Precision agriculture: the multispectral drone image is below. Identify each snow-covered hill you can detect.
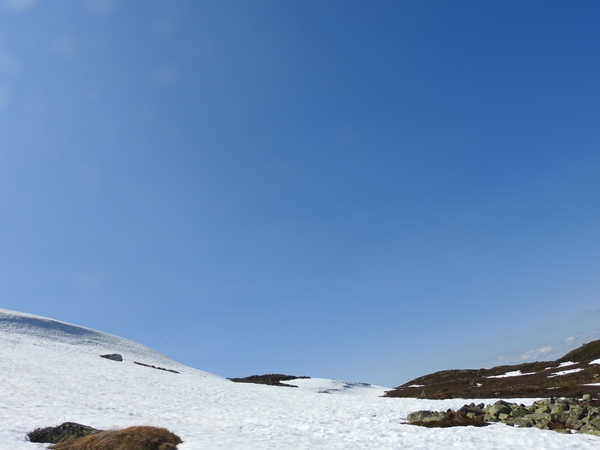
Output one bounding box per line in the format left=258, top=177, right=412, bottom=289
left=2, top=309, right=599, bottom=449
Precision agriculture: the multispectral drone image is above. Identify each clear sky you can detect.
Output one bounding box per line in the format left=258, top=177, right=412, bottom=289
left=1, top=0, right=599, bottom=387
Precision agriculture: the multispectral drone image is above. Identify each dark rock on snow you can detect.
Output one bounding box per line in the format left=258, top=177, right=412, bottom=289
left=100, top=353, right=123, bottom=362
left=228, top=374, right=311, bottom=387
left=28, top=422, right=102, bottom=444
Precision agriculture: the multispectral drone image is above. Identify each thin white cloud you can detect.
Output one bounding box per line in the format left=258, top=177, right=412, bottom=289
left=519, top=346, right=553, bottom=361
left=85, top=0, right=115, bottom=16
left=50, top=36, right=79, bottom=58
left=0, top=86, right=11, bottom=110
left=0, top=42, right=22, bottom=75
left=150, top=66, right=179, bottom=85
left=2, top=0, right=37, bottom=13
left=496, top=329, right=600, bottom=365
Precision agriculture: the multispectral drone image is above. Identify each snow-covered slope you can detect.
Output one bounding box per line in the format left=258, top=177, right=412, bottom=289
left=2, top=309, right=599, bottom=449
left=281, top=377, right=389, bottom=397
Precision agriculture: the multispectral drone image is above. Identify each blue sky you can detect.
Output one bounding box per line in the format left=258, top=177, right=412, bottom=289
left=1, top=0, right=599, bottom=386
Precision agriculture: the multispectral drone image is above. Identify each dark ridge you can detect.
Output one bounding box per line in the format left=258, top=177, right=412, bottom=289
left=134, top=361, right=180, bottom=374
left=228, top=374, right=310, bottom=387
left=557, top=341, right=600, bottom=364
left=385, top=339, right=600, bottom=399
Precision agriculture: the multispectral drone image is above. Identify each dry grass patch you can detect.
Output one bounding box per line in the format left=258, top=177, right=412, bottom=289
left=51, top=426, right=182, bottom=450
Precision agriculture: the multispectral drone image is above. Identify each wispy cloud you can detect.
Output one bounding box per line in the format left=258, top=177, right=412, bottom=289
left=495, top=330, right=600, bottom=365
left=2, top=0, right=37, bottom=13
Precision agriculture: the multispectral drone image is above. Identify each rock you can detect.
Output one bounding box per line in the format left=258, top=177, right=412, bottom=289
left=536, top=405, right=552, bottom=414
left=512, top=417, right=535, bottom=428
left=566, top=418, right=584, bottom=430
left=528, top=412, right=552, bottom=427
left=484, top=400, right=513, bottom=421
left=551, top=403, right=569, bottom=414
left=28, top=422, right=101, bottom=444
left=569, top=406, right=586, bottom=420
left=457, top=403, right=485, bottom=417
left=579, top=424, right=600, bottom=436
left=406, top=398, right=600, bottom=435
left=100, top=354, right=123, bottom=362
left=509, top=406, right=529, bottom=418
left=407, top=410, right=449, bottom=423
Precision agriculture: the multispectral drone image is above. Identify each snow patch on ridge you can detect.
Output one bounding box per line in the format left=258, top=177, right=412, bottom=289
left=488, top=370, right=536, bottom=379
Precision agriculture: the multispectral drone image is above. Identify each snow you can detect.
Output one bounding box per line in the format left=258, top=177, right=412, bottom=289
left=558, top=361, right=577, bottom=368
left=590, top=358, right=600, bottom=365
left=280, top=378, right=389, bottom=397
left=549, top=368, right=584, bottom=377
left=2, top=309, right=599, bottom=449
left=487, top=370, right=535, bottom=379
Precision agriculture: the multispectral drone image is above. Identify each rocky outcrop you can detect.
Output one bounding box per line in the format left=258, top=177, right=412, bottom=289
left=407, top=396, right=600, bottom=436
left=133, top=361, right=180, bottom=373
left=228, top=374, right=311, bottom=387
left=100, top=354, right=123, bottom=362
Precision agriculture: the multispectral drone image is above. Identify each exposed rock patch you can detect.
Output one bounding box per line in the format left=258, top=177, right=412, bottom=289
left=100, top=354, right=123, bottom=362
left=228, top=374, right=311, bottom=387
left=134, top=361, right=180, bottom=374
left=406, top=397, right=600, bottom=436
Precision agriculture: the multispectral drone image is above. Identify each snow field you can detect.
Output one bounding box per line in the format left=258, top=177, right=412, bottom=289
left=2, top=309, right=600, bottom=449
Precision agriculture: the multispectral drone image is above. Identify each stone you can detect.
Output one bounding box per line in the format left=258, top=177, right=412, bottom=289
left=512, top=417, right=534, bottom=428
left=484, top=400, right=512, bottom=421
left=407, top=410, right=449, bottom=423
left=565, top=418, right=584, bottom=430
left=458, top=403, right=484, bottom=417
left=510, top=407, right=529, bottom=418
left=100, top=354, right=123, bottom=362
left=579, top=424, right=600, bottom=436
left=569, top=406, right=586, bottom=420
left=551, top=403, right=569, bottom=414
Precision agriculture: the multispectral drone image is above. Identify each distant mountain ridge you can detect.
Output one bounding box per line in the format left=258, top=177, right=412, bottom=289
left=385, top=340, right=600, bottom=399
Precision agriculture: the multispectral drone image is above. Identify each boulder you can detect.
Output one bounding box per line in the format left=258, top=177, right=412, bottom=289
left=484, top=400, right=513, bottom=421
left=100, top=354, right=123, bottom=362
left=407, top=410, right=449, bottom=423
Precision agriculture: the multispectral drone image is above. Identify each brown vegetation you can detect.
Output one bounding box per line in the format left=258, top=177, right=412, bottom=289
left=51, top=426, right=182, bottom=450
left=28, top=422, right=101, bottom=444
left=228, top=374, right=310, bottom=387
left=385, top=340, right=600, bottom=399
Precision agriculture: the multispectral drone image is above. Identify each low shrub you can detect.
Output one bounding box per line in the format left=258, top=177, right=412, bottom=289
left=51, top=426, right=182, bottom=450
left=28, top=422, right=101, bottom=444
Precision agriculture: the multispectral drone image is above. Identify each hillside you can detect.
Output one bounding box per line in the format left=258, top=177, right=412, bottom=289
left=2, top=308, right=599, bottom=449
left=385, top=341, right=600, bottom=399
